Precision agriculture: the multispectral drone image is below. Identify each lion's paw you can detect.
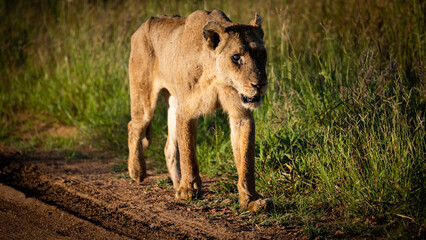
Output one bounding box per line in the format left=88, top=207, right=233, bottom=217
left=246, top=199, right=273, bottom=212
left=128, top=167, right=146, bottom=183
left=176, top=180, right=201, bottom=200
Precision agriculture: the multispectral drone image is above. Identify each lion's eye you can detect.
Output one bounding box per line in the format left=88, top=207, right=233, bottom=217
left=231, top=54, right=241, bottom=63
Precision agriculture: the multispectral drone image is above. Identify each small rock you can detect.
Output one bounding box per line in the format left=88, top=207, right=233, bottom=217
left=150, top=223, right=155, bottom=228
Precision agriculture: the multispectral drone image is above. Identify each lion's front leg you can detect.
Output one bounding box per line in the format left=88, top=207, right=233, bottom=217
left=230, top=114, right=272, bottom=212
left=175, top=115, right=202, bottom=200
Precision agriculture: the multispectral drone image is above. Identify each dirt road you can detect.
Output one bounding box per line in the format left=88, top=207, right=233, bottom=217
left=0, top=152, right=306, bottom=239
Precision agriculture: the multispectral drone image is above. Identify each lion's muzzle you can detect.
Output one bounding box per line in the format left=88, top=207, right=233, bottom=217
left=241, top=94, right=262, bottom=103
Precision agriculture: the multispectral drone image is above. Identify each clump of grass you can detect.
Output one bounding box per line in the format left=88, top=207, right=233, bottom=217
left=111, top=160, right=127, bottom=173
left=155, top=177, right=173, bottom=189
left=253, top=1, right=425, bottom=237
left=1, top=0, right=424, bottom=238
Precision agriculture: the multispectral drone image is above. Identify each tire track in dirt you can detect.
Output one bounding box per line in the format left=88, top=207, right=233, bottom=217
left=0, top=183, right=132, bottom=239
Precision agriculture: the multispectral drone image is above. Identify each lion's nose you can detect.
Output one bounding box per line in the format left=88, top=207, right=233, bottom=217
left=251, top=82, right=267, bottom=89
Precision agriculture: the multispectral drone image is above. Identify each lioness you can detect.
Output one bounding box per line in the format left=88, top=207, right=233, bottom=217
left=128, top=10, right=271, bottom=212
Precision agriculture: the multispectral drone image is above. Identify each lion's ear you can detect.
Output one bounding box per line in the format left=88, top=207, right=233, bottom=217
left=249, top=13, right=263, bottom=27
left=203, top=21, right=225, bottom=50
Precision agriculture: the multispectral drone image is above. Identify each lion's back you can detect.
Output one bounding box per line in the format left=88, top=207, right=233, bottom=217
left=130, top=15, right=184, bottom=55
left=131, top=10, right=233, bottom=55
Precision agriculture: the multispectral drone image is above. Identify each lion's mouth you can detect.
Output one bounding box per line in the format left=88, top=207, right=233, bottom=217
left=241, top=94, right=261, bottom=104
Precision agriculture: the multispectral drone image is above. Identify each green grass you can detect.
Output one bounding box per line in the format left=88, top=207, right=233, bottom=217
left=155, top=177, right=174, bottom=190
left=1, top=0, right=424, bottom=238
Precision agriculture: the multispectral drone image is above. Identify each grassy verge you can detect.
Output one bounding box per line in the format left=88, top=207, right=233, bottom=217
left=1, top=0, right=424, bottom=238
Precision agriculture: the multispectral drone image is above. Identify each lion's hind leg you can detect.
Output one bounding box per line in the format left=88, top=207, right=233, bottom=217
left=127, top=26, right=159, bottom=183
left=128, top=87, right=159, bottom=183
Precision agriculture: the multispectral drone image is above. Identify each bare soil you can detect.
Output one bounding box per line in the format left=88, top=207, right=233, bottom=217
left=0, top=151, right=309, bottom=239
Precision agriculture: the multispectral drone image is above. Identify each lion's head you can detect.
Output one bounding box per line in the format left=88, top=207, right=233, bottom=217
left=203, top=14, right=268, bottom=110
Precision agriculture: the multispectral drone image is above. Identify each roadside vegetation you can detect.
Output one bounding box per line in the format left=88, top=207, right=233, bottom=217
left=1, top=0, right=424, bottom=238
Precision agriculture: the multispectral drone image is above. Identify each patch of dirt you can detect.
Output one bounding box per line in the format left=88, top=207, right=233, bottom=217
left=3, top=113, right=78, bottom=142
left=0, top=142, right=16, bottom=156
left=0, top=151, right=308, bottom=239
left=46, top=124, right=78, bottom=138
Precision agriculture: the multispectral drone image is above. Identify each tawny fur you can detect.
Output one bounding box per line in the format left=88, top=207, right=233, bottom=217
left=128, top=10, right=270, bottom=211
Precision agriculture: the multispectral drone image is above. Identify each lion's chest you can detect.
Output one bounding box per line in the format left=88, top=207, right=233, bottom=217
left=176, top=85, right=219, bottom=117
